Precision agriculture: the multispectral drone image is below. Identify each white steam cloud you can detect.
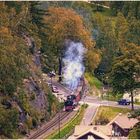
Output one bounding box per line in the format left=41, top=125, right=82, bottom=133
left=63, top=41, right=86, bottom=90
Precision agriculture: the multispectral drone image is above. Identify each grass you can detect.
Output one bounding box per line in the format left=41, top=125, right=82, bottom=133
left=85, top=72, right=103, bottom=89
left=93, top=106, right=130, bottom=125
left=134, top=102, right=140, bottom=105
left=102, top=92, right=123, bottom=101
left=46, top=104, right=87, bottom=139
left=97, top=8, right=112, bottom=17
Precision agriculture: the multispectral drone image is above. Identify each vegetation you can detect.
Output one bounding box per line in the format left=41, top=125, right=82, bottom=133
left=129, top=122, right=140, bottom=139
left=41, top=7, right=100, bottom=81
left=110, top=43, right=140, bottom=110
left=129, top=109, right=140, bottom=139
left=0, top=106, right=19, bottom=138
left=47, top=105, right=87, bottom=139
left=110, top=2, right=140, bottom=19
left=0, top=1, right=140, bottom=138
left=85, top=72, right=103, bottom=89
left=93, top=106, right=130, bottom=125
left=102, top=92, right=123, bottom=101
left=0, top=2, right=60, bottom=138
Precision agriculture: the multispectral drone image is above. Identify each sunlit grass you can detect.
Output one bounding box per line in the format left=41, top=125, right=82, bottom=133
left=93, top=106, right=130, bottom=125
left=85, top=72, right=103, bottom=89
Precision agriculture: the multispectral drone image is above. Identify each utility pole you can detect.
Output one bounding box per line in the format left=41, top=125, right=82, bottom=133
left=59, top=111, right=60, bottom=138
left=58, top=100, right=61, bottom=138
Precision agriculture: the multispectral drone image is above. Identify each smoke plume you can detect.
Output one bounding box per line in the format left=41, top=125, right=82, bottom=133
left=63, top=41, right=86, bottom=90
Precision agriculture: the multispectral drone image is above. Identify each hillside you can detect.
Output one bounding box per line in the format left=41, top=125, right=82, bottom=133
left=0, top=2, right=60, bottom=138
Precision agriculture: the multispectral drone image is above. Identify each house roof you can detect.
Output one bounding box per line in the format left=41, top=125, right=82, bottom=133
left=96, top=125, right=112, bottom=136
left=73, top=125, right=109, bottom=139
left=108, top=114, right=139, bottom=129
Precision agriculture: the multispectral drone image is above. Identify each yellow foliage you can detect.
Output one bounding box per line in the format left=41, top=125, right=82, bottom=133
left=43, top=7, right=94, bottom=49
left=86, top=48, right=101, bottom=71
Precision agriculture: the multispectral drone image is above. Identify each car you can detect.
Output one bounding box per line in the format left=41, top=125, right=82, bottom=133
left=52, top=86, right=59, bottom=93
left=118, top=99, right=131, bottom=105
left=48, top=71, right=56, bottom=78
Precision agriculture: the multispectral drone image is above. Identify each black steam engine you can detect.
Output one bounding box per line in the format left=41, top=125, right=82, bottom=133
left=64, top=77, right=85, bottom=111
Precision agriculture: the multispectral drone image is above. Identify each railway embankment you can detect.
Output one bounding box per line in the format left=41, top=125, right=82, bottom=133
left=46, top=104, right=87, bottom=139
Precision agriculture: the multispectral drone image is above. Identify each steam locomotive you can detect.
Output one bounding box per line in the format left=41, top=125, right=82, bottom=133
left=64, top=77, right=85, bottom=111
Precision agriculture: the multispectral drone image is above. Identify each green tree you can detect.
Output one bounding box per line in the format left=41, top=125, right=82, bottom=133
left=127, top=16, right=140, bottom=46
left=30, top=2, right=46, bottom=27
left=92, top=13, right=117, bottom=74
left=110, top=1, right=140, bottom=19
left=110, top=43, right=140, bottom=110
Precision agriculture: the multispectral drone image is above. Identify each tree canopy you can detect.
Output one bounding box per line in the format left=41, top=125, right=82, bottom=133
left=110, top=43, right=140, bottom=110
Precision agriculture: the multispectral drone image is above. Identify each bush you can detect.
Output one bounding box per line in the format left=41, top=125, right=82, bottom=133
left=129, top=122, right=140, bottom=139
left=95, top=114, right=109, bottom=125
left=0, top=106, right=19, bottom=138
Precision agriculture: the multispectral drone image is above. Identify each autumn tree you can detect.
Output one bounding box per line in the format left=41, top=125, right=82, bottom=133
left=110, top=43, right=140, bottom=110
left=85, top=48, right=101, bottom=72
left=42, top=7, right=98, bottom=81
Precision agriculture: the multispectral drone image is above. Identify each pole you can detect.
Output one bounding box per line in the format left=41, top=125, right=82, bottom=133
left=58, top=103, right=61, bottom=138
left=131, top=90, right=134, bottom=111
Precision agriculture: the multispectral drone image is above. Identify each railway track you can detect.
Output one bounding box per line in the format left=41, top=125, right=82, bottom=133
left=29, top=111, right=71, bottom=139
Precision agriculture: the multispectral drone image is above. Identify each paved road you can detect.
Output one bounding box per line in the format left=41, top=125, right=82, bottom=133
left=81, top=104, right=99, bottom=125
left=81, top=96, right=140, bottom=110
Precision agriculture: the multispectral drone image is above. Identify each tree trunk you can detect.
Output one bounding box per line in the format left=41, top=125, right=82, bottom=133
left=58, top=57, right=62, bottom=82
left=130, top=90, right=134, bottom=111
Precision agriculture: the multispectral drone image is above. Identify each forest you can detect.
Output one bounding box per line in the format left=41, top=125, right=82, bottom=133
left=0, top=1, right=140, bottom=138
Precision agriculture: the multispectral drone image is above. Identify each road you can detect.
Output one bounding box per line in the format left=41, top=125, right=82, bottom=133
left=81, top=96, right=140, bottom=110
left=81, top=104, right=99, bottom=125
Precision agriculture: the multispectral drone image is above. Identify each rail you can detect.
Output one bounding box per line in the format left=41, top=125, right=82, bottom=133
left=29, top=111, right=71, bottom=139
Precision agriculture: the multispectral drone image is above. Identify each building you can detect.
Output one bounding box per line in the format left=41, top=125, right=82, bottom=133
left=69, top=125, right=110, bottom=139
left=108, top=114, right=139, bottom=137
left=69, top=114, right=139, bottom=139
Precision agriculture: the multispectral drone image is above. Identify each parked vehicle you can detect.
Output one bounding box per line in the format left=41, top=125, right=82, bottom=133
left=52, top=86, right=59, bottom=93
left=118, top=99, right=131, bottom=105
